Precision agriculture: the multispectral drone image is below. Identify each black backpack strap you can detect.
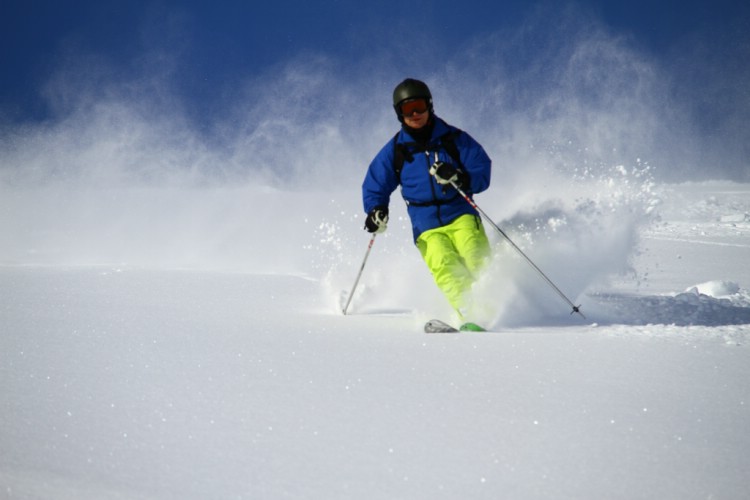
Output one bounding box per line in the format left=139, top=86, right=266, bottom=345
left=438, top=129, right=463, bottom=168
left=392, top=132, right=419, bottom=184
left=392, top=132, right=405, bottom=183
left=391, top=128, right=464, bottom=184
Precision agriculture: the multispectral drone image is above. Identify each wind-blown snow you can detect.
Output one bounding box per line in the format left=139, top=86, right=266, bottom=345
left=2, top=7, right=750, bottom=499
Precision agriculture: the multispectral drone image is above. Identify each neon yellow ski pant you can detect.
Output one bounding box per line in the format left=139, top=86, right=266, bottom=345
left=416, top=214, right=490, bottom=315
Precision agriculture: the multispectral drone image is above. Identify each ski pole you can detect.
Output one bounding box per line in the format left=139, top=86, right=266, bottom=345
left=342, top=232, right=377, bottom=315
left=449, top=178, right=585, bottom=319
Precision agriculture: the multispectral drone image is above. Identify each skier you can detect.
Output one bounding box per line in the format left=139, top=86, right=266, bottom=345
left=362, top=78, right=492, bottom=331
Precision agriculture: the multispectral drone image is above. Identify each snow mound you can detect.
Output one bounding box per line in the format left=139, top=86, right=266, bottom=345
left=590, top=281, right=750, bottom=326
left=719, top=213, right=750, bottom=223
left=686, top=280, right=741, bottom=298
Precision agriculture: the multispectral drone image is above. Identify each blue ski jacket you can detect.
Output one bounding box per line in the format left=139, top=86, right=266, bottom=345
left=362, top=116, right=492, bottom=242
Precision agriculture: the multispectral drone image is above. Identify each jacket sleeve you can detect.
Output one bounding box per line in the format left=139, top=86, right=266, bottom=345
left=456, top=131, right=491, bottom=195
left=362, top=140, right=400, bottom=213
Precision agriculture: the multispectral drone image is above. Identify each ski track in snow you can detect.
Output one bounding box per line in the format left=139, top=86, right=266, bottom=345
left=1, top=181, right=749, bottom=499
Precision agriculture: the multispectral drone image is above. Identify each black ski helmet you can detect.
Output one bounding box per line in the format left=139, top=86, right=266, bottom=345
left=392, top=78, right=433, bottom=117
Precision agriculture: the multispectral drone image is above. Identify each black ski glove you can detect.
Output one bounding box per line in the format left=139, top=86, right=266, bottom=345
left=365, top=207, right=389, bottom=233
left=430, top=161, right=470, bottom=188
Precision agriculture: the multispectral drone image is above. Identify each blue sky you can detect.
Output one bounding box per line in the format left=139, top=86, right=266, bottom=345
left=1, top=0, right=748, bottom=180
left=2, top=0, right=746, bottom=117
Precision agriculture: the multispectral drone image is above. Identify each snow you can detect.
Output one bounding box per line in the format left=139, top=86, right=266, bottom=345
left=1, top=176, right=749, bottom=499
left=2, top=3, right=750, bottom=495
left=2, top=32, right=750, bottom=495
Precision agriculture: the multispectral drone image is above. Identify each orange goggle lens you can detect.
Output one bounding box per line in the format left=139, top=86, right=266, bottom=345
left=400, top=99, right=429, bottom=117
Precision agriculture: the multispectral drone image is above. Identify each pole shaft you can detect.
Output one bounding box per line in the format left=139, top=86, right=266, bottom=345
left=342, top=233, right=377, bottom=315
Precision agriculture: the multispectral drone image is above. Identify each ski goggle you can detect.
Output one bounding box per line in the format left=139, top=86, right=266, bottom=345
left=399, top=98, right=429, bottom=117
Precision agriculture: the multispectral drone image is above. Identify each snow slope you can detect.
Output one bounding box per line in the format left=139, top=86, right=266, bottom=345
left=1, top=180, right=749, bottom=500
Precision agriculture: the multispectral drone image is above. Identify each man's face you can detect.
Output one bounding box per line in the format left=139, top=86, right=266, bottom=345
left=400, top=98, right=430, bottom=129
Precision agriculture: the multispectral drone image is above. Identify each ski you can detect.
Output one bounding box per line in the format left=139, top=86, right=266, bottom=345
left=424, top=319, right=489, bottom=333
left=424, top=319, right=459, bottom=333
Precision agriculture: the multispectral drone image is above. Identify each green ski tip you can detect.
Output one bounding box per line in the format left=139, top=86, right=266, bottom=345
left=459, top=322, right=486, bottom=332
